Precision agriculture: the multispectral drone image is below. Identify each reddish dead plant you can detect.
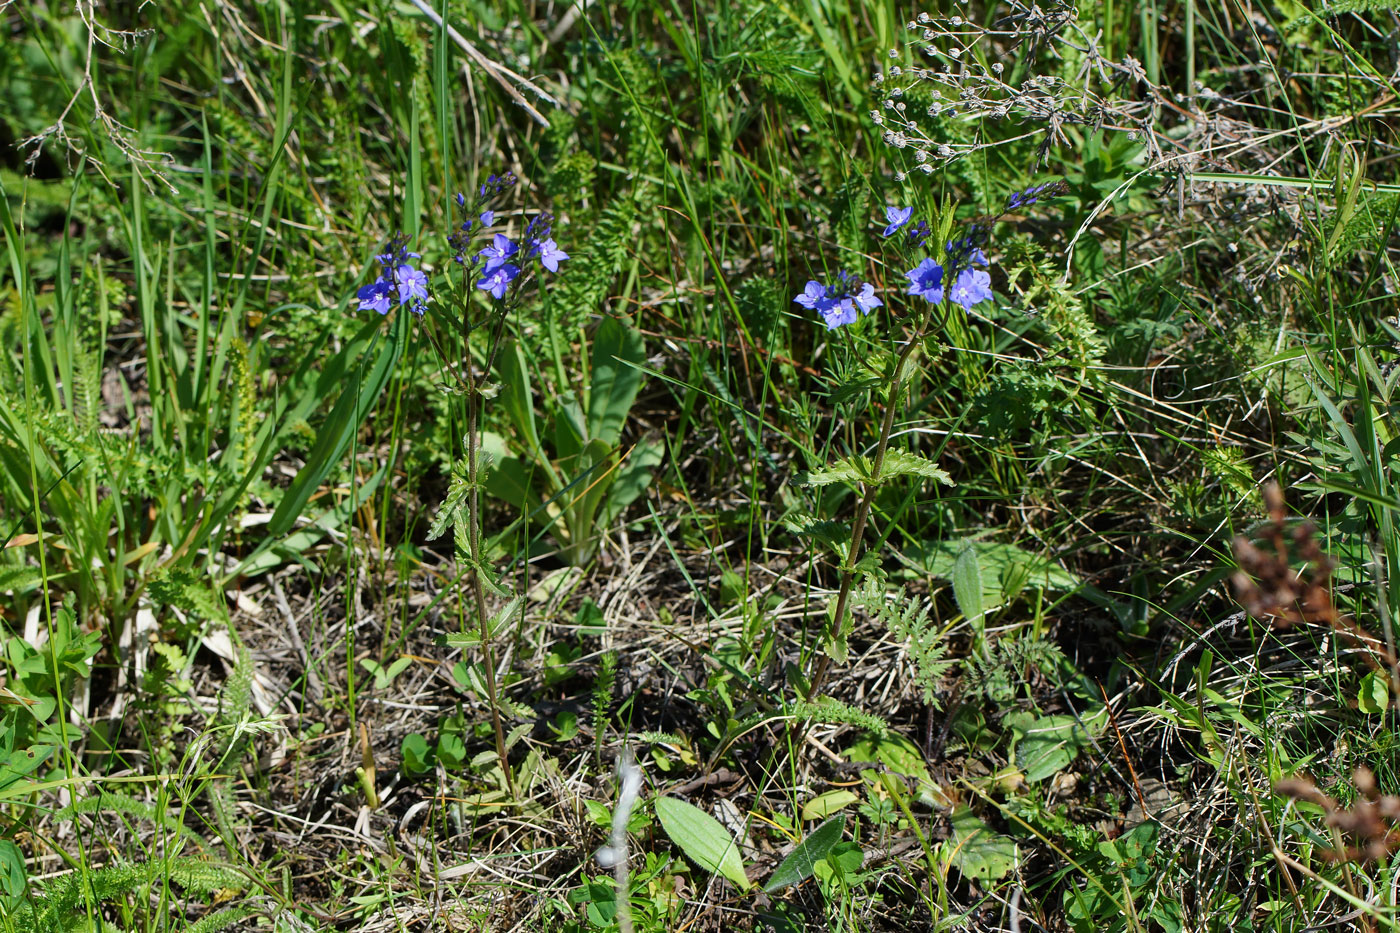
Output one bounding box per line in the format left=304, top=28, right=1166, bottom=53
left=1275, top=767, right=1400, bottom=863
left=1230, top=484, right=1400, bottom=690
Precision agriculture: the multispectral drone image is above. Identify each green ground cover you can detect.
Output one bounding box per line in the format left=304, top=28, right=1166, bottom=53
left=3, top=0, right=1400, bottom=929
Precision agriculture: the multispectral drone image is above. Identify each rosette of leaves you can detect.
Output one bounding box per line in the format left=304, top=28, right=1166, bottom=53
left=481, top=318, right=662, bottom=565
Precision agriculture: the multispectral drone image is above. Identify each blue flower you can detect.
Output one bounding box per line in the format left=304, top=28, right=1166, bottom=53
left=905, top=220, right=931, bottom=247
left=852, top=282, right=882, bottom=316
left=906, top=259, right=945, bottom=303
left=356, top=279, right=394, bottom=315
left=477, top=262, right=521, bottom=300
left=478, top=233, right=519, bottom=270
left=793, top=281, right=830, bottom=311
left=883, top=206, right=913, bottom=237
left=478, top=172, right=517, bottom=199
left=355, top=234, right=430, bottom=315
left=949, top=267, right=993, bottom=309
left=821, top=299, right=858, bottom=330
left=395, top=265, right=429, bottom=309
left=945, top=237, right=988, bottom=269
left=532, top=237, right=569, bottom=273
left=479, top=210, right=495, bottom=227
left=794, top=275, right=881, bottom=330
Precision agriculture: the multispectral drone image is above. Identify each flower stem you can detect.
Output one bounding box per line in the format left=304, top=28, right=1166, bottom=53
left=464, top=307, right=516, bottom=801
left=807, top=322, right=928, bottom=701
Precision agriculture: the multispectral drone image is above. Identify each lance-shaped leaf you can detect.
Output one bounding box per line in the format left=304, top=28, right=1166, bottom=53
left=655, top=796, right=750, bottom=889
left=764, top=815, right=846, bottom=893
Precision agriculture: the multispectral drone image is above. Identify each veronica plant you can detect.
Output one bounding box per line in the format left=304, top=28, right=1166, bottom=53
left=795, top=185, right=1062, bottom=697
left=353, top=173, right=569, bottom=798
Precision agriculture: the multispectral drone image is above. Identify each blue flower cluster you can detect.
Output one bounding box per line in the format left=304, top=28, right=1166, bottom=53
left=355, top=172, right=569, bottom=314
left=790, top=205, right=996, bottom=331
left=356, top=233, right=429, bottom=316
left=794, top=270, right=882, bottom=330
left=471, top=210, right=569, bottom=299
left=890, top=207, right=993, bottom=311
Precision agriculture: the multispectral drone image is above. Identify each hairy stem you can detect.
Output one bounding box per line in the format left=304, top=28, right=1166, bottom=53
left=465, top=309, right=516, bottom=801
left=807, top=330, right=925, bottom=700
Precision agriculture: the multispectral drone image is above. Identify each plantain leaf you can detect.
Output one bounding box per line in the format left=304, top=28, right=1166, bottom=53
left=951, top=544, right=985, bottom=628
left=655, top=796, right=750, bottom=889
left=265, top=313, right=405, bottom=540
left=765, top=815, right=845, bottom=893
left=800, top=790, right=859, bottom=822
left=586, top=317, right=645, bottom=448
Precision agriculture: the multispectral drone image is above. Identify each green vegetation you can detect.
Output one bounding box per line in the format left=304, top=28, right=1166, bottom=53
left=3, top=0, right=1400, bottom=929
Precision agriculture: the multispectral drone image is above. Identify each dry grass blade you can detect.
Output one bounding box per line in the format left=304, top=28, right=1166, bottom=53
left=405, top=0, right=557, bottom=127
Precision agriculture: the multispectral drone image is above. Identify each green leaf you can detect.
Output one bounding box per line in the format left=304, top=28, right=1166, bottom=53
left=235, top=466, right=387, bottom=578
left=907, top=538, right=1081, bottom=604
left=264, top=311, right=406, bottom=542
left=0, top=744, right=53, bottom=793
left=1007, top=710, right=1105, bottom=783
left=655, top=796, right=750, bottom=889
left=764, top=815, right=846, bottom=893
left=586, top=317, right=645, bottom=448
left=0, top=839, right=24, bottom=897
left=951, top=544, right=984, bottom=627
left=796, top=456, right=868, bottom=487
left=401, top=733, right=432, bottom=774
left=783, top=512, right=851, bottom=557
left=497, top=341, right=543, bottom=455
left=949, top=806, right=1018, bottom=883
left=800, top=790, right=859, bottom=821
left=1358, top=670, right=1390, bottom=715
left=877, top=449, right=953, bottom=486
left=844, top=732, right=951, bottom=808
left=598, top=438, right=664, bottom=527
left=436, top=732, right=466, bottom=769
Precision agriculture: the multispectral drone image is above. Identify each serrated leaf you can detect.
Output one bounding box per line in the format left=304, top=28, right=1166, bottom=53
left=427, top=464, right=472, bottom=541
left=877, top=449, right=953, bottom=486
left=784, top=512, right=851, bottom=556
left=764, top=815, right=846, bottom=893
left=949, top=806, right=1018, bottom=883
left=0, top=564, right=41, bottom=595
left=655, top=796, right=750, bottom=889
left=797, top=456, right=869, bottom=487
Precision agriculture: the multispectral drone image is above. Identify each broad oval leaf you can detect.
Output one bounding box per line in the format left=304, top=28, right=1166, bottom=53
left=949, top=806, right=1018, bottom=883
left=800, top=790, right=859, bottom=822
left=765, top=815, right=846, bottom=893
left=655, top=796, right=750, bottom=889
